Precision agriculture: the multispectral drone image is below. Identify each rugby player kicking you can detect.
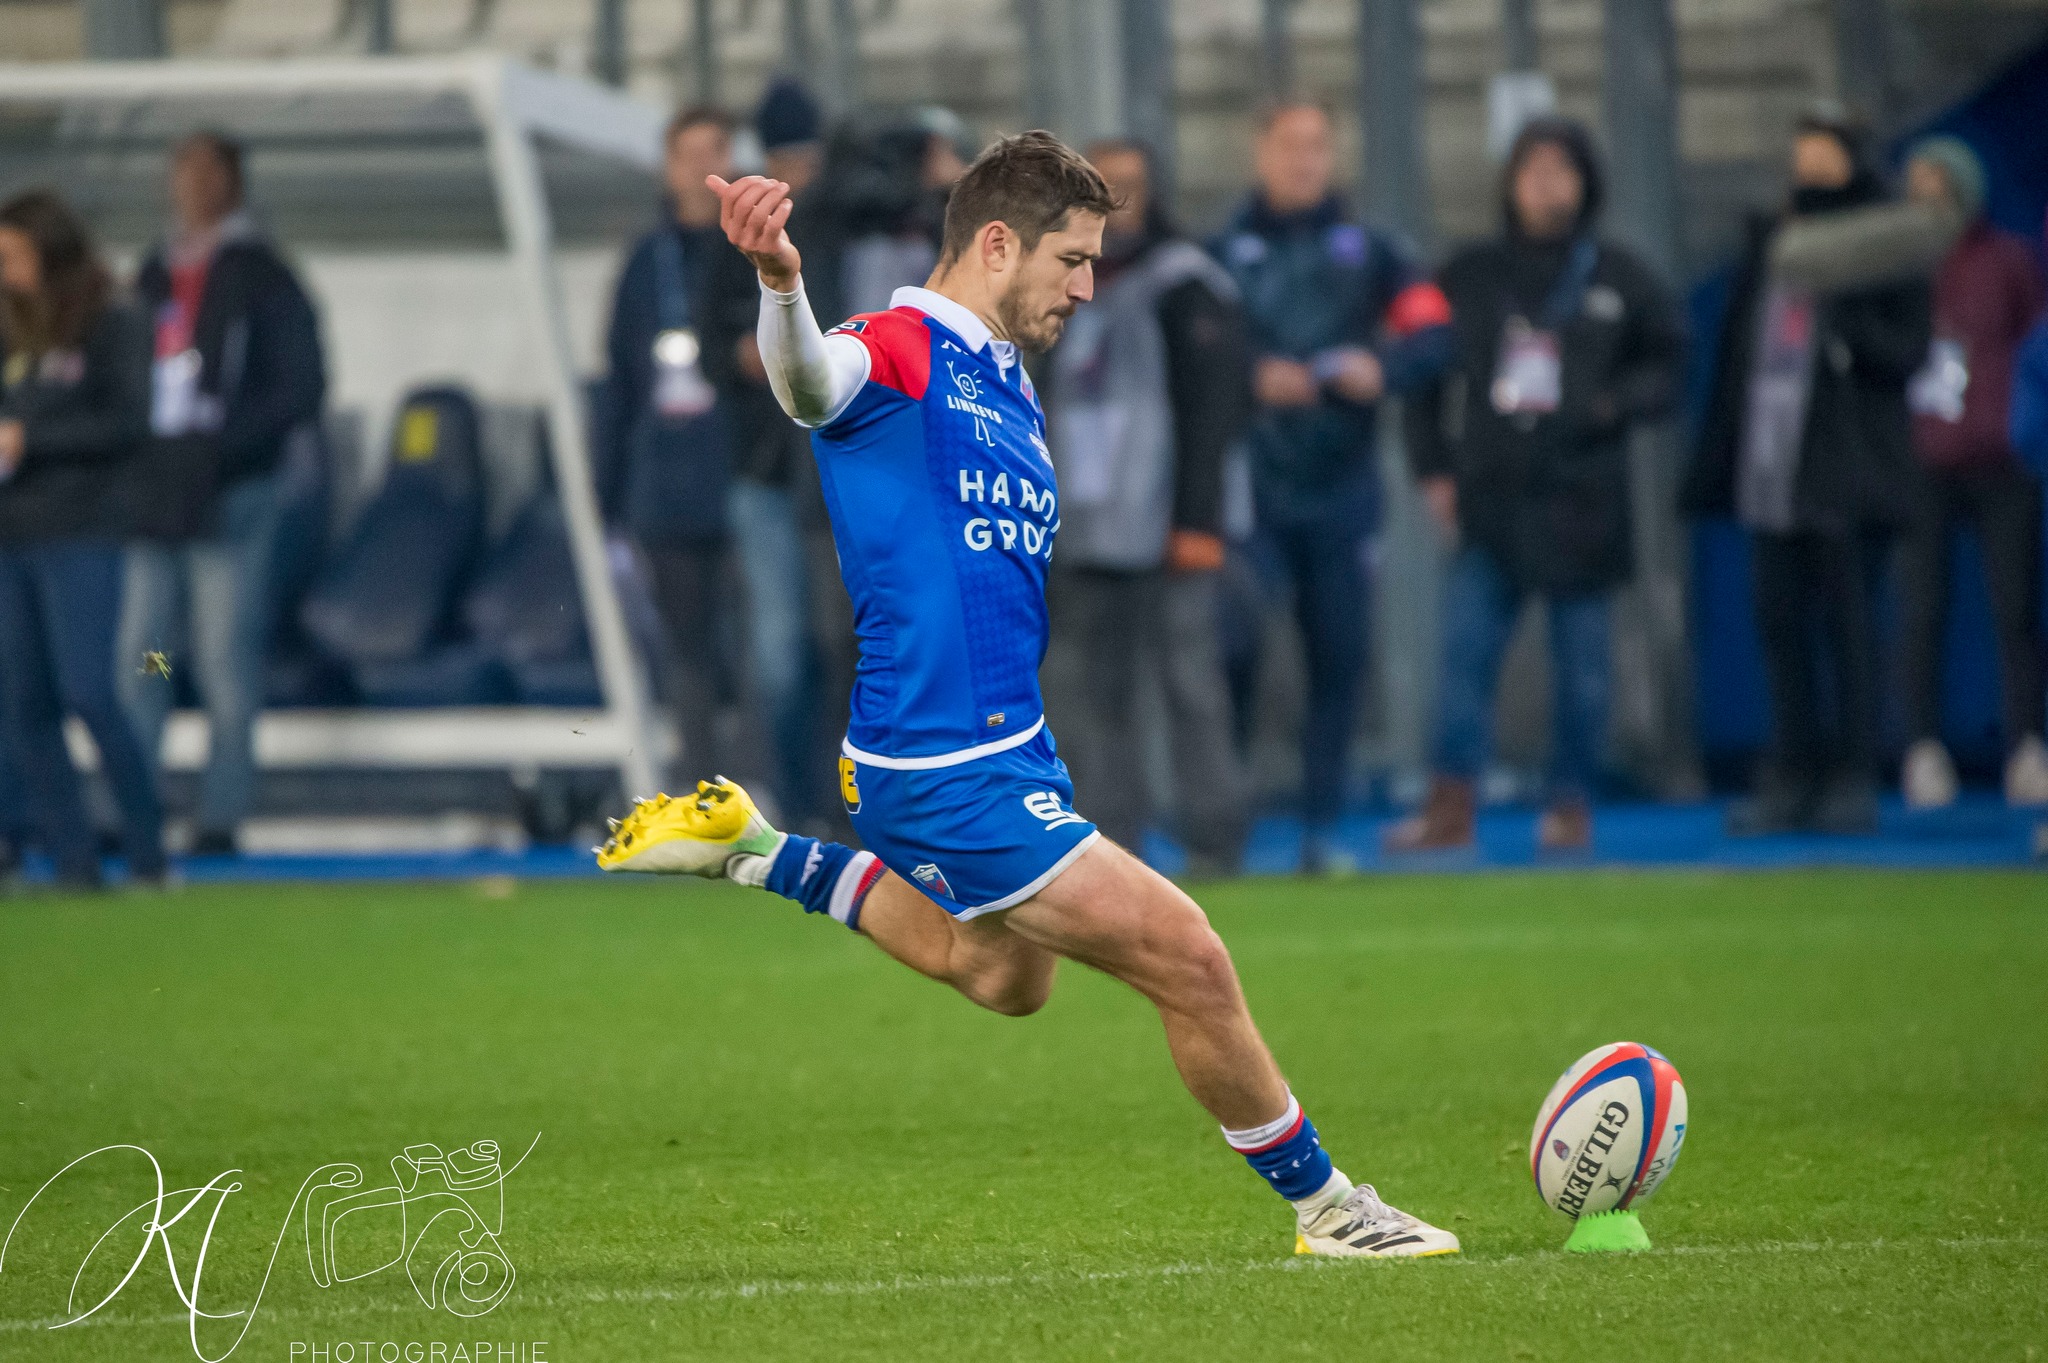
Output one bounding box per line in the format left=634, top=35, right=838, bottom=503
left=599, top=130, right=1458, bottom=1259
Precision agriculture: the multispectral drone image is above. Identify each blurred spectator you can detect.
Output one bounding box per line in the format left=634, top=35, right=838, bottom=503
left=0, top=189, right=165, bottom=888
left=825, top=109, right=969, bottom=316
left=597, top=105, right=753, bottom=786
left=1043, top=139, right=1252, bottom=872
left=1895, top=137, right=2048, bottom=809
left=758, top=78, right=825, bottom=198
left=1211, top=102, right=1453, bottom=871
left=0, top=728, right=22, bottom=879
left=115, top=131, right=326, bottom=857
left=1389, top=117, right=1684, bottom=853
left=714, top=79, right=832, bottom=828
left=2014, top=274, right=2048, bottom=481
left=1684, top=107, right=1935, bottom=834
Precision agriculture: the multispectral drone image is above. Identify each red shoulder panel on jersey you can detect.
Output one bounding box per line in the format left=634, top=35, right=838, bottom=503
left=830, top=308, right=932, bottom=400
left=1386, top=281, right=1454, bottom=336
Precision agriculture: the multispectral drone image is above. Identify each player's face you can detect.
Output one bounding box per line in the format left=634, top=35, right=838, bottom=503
left=997, top=209, right=1105, bottom=353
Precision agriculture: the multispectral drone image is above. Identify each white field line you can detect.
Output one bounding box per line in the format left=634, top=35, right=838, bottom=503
left=3, top=1234, right=2040, bottom=1333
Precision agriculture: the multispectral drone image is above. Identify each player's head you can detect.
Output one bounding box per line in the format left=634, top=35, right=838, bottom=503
left=935, top=130, right=1114, bottom=353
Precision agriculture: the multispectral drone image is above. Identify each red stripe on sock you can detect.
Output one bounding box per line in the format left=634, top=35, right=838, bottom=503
left=1232, top=1109, right=1306, bottom=1155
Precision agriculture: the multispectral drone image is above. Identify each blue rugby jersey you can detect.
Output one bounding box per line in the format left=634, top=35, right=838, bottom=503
left=813, top=287, right=1062, bottom=767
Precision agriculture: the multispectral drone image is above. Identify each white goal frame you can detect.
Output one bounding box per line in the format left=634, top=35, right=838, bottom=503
left=0, top=54, right=667, bottom=800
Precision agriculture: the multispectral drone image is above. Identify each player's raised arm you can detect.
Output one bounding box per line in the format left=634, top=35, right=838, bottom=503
left=707, top=173, right=867, bottom=428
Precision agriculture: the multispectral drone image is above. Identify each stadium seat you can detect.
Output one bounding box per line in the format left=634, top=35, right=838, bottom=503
left=265, top=420, right=356, bottom=707
left=351, top=641, right=514, bottom=707
left=462, top=490, right=603, bottom=706
left=299, top=385, right=486, bottom=668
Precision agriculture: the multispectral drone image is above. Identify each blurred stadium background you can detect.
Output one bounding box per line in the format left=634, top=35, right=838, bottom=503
left=2, top=0, right=2045, bottom=871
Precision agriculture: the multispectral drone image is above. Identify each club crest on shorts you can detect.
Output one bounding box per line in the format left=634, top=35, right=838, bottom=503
left=1023, top=791, right=1089, bottom=831
left=910, top=862, right=954, bottom=899
left=838, top=756, right=862, bottom=812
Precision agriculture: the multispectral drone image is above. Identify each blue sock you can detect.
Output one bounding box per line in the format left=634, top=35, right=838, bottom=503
left=1224, top=1094, right=1341, bottom=1203
left=760, top=834, right=881, bottom=931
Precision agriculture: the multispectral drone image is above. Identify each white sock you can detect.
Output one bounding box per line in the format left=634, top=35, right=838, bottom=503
left=1291, top=1168, right=1355, bottom=1219
left=725, top=832, right=788, bottom=888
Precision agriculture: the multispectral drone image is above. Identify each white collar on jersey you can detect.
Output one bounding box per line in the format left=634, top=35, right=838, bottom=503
left=889, top=285, right=1019, bottom=374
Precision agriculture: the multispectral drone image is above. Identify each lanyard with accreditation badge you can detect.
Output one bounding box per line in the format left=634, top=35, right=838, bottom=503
left=651, top=228, right=716, bottom=420
left=1491, top=237, right=1599, bottom=419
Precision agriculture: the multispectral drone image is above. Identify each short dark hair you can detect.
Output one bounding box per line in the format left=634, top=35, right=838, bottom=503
left=667, top=104, right=736, bottom=145
left=938, top=130, right=1115, bottom=267
left=175, top=130, right=244, bottom=205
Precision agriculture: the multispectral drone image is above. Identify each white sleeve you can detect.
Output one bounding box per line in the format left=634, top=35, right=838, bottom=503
left=758, top=276, right=872, bottom=429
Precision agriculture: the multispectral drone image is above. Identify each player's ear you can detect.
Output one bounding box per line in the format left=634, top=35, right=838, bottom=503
left=979, top=220, right=1014, bottom=276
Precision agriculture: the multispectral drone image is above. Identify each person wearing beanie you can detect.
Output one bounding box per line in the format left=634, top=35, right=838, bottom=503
left=1897, top=136, right=2048, bottom=809
left=755, top=77, right=824, bottom=193
left=1683, top=107, right=1934, bottom=835
left=1387, top=117, right=1685, bottom=854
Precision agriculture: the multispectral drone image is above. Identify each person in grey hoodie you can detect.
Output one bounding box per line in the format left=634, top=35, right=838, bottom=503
left=1043, top=140, right=1252, bottom=872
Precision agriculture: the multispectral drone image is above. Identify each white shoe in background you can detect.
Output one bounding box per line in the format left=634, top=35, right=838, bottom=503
left=2006, top=735, right=2048, bottom=807
left=1902, top=739, right=1959, bottom=810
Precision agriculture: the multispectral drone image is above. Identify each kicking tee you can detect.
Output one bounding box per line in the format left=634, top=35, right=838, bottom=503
left=760, top=283, right=1060, bottom=768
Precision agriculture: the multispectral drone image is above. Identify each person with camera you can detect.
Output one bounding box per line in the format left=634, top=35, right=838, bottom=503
left=0, top=189, right=166, bottom=889
left=116, top=131, right=327, bottom=858
left=1042, top=139, right=1253, bottom=873
left=1386, top=117, right=1684, bottom=853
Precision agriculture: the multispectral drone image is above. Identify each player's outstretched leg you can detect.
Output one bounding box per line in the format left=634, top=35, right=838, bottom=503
left=598, top=779, right=1057, bottom=1013
left=1003, top=840, right=1460, bottom=1259
left=599, top=777, right=884, bottom=926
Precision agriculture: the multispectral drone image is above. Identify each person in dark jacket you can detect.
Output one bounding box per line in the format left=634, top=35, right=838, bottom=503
left=115, top=131, right=327, bottom=856
left=1683, top=107, right=1936, bottom=834
left=1894, top=136, right=2048, bottom=809
left=597, top=105, right=757, bottom=791
left=0, top=189, right=166, bottom=888
left=1212, top=101, right=1455, bottom=871
left=1387, top=117, right=1685, bottom=854
left=1043, top=139, right=1253, bottom=872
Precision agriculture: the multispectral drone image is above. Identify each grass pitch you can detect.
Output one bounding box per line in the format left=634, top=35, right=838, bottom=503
left=2, top=869, right=2043, bottom=1361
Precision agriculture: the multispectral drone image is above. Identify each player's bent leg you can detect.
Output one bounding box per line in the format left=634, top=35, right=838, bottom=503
left=1004, top=838, right=1285, bottom=1126
left=856, top=872, right=1058, bottom=1017
left=1003, top=839, right=1459, bottom=1259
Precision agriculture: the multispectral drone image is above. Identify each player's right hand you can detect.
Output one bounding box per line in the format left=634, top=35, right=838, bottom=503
left=708, top=174, right=802, bottom=293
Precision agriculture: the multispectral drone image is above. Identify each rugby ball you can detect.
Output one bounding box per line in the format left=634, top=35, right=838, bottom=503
left=1530, top=1042, right=1687, bottom=1219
